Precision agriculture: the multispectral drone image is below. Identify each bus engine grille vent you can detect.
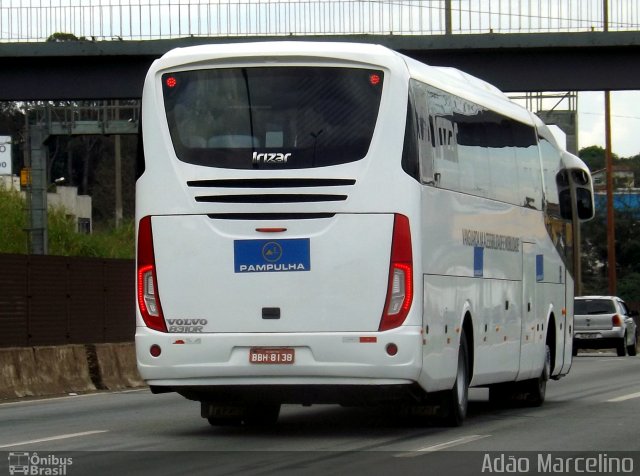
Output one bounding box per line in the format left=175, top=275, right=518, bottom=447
left=188, top=178, right=354, bottom=204
left=194, top=194, right=347, bottom=204
left=187, top=178, right=355, bottom=188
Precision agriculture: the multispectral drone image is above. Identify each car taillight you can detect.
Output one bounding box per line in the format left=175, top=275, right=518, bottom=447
left=612, top=314, right=623, bottom=327
left=137, top=216, right=167, bottom=332
left=379, top=214, right=413, bottom=332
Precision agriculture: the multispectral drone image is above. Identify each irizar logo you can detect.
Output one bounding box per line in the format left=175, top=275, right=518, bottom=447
left=252, top=151, right=291, bottom=165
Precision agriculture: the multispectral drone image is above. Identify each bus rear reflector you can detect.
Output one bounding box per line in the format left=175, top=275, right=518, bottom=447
left=137, top=216, right=167, bottom=332
left=379, top=214, right=413, bottom=332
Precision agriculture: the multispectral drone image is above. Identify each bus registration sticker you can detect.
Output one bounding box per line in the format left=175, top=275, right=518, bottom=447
left=234, top=239, right=310, bottom=273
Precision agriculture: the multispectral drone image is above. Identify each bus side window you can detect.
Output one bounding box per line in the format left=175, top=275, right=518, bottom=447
left=427, top=89, right=460, bottom=191
left=408, top=80, right=435, bottom=184
left=456, top=111, right=490, bottom=198
left=513, top=122, right=542, bottom=210
left=402, top=98, right=420, bottom=181
left=539, top=136, right=562, bottom=217
left=486, top=117, right=519, bottom=205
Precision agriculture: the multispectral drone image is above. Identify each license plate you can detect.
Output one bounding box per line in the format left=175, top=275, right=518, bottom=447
left=576, top=333, right=599, bottom=339
left=249, top=347, right=295, bottom=364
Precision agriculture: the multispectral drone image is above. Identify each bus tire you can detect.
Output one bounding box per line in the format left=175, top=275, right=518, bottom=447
left=442, top=331, right=469, bottom=426
left=522, top=343, right=550, bottom=407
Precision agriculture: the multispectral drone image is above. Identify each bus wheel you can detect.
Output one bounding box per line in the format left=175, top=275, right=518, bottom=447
left=442, top=331, right=469, bottom=426
left=522, top=343, right=550, bottom=407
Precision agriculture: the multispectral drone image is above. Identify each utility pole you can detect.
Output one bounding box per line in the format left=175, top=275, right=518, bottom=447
left=603, top=0, right=616, bottom=295
left=27, top=124, right=49, bottom=254
left=114, top=100, right=123, bottom=228
left=605, top=91, right=616, bottom=295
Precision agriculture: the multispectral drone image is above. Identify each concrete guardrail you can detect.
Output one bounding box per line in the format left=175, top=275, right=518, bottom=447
left=0, top=343, right=144, bottom=400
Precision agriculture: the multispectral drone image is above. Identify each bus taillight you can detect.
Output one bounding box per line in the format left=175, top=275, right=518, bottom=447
left=379, top=214, right=413, bottom=332
left=137, top=216, right=168, bottom=332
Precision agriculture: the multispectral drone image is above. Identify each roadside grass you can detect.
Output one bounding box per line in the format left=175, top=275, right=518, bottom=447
left=0, top=187, right=134, bottom=259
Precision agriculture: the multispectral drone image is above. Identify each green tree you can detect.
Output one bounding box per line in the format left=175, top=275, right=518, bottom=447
left=578, top=145, right=612, bottom=172
left=46, top=32, right=87, bottom=42
left=581, top=208, right=640, bottom=302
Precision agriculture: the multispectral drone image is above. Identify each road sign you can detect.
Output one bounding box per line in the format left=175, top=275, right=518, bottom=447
left=0, top=136, right=11, bottom=175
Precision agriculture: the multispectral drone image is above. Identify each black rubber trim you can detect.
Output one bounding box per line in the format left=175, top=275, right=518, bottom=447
left=187, top=178, right=356, bottom=188
left=195, top=194, right=347, bottom=203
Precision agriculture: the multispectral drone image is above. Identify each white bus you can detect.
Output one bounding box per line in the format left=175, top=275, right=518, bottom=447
left=135, top=41, right=594, bottom=426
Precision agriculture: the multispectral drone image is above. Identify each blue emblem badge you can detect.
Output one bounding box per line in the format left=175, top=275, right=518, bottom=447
left=234, top=239, right=310, bottom=273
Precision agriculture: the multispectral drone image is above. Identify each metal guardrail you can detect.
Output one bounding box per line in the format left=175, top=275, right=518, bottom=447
left=1, top=1, right=638, bottom=42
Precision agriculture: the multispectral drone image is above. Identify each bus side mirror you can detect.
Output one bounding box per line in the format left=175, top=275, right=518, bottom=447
left=576, top=187, right=594, bottom=221
left=557, top=171, right=595, bottom=221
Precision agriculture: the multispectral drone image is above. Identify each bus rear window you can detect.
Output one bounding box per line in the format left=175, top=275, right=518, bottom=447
left=162, top=67, right=383, bottom=169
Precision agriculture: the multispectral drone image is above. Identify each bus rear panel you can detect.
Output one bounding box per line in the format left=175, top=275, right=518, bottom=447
left=136, top=43, right=425, bottom=410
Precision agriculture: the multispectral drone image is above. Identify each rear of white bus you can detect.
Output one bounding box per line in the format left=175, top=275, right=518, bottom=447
left=135, top=42, right=425, bottom=421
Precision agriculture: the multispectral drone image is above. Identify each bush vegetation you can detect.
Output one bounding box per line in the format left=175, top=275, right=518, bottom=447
left=0, top=187, right=133, bottom=259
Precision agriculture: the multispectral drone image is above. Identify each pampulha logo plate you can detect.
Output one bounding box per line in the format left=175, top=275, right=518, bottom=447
left=233, top=238, right=310, bottom=273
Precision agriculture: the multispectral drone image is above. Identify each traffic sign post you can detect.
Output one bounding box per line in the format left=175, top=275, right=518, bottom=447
left=0, top=136, right=11, bottom=175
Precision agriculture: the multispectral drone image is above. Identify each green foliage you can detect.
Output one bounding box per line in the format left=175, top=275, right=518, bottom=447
left=46, top=32, right=87, bottom=42
left=0, top=187, right=133, bottom=259
left=578, top=145, right=608, bottom=172
left=0, top=187, right=28, bottom=253
left=581, top=208, right=640, bottom=302
left=616, top=273, right=640, bottom=303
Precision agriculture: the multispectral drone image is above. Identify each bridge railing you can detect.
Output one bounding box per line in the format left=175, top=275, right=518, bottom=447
left=1, top=0, right=638, bottom=42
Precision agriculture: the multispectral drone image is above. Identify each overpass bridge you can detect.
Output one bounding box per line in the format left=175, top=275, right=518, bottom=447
left=1, top=0, right=640, bottom=99
left=1, top=31, right=640, bottom=100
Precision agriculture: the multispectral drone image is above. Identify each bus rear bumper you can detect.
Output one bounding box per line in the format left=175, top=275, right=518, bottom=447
left=136, top=326, right=424, bottom=400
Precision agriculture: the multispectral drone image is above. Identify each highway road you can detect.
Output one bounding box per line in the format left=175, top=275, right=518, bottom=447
left=1, top=353, right=639, bottom=476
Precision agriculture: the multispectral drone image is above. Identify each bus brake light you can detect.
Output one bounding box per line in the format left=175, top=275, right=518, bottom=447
left=137, top=216, right=168, bottom=332
left=379, top=214, right=413, bottom=331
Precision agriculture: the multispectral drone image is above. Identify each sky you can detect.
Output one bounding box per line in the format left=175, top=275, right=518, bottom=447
left=578, top=91, right=640, bottom=158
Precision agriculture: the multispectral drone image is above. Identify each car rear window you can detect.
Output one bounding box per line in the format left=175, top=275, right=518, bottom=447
left=162, top=66, right=384, bottom=169
left=574, top=299, right=616, bottom=315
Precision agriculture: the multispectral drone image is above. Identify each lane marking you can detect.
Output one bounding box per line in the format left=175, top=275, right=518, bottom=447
left=0, top=430, right=108, bottom=449
left=395, top=434, right=491, bottom=458
left=0, top=389, right=148, bottom=407
left=607, top=391, right=640, bottom=402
